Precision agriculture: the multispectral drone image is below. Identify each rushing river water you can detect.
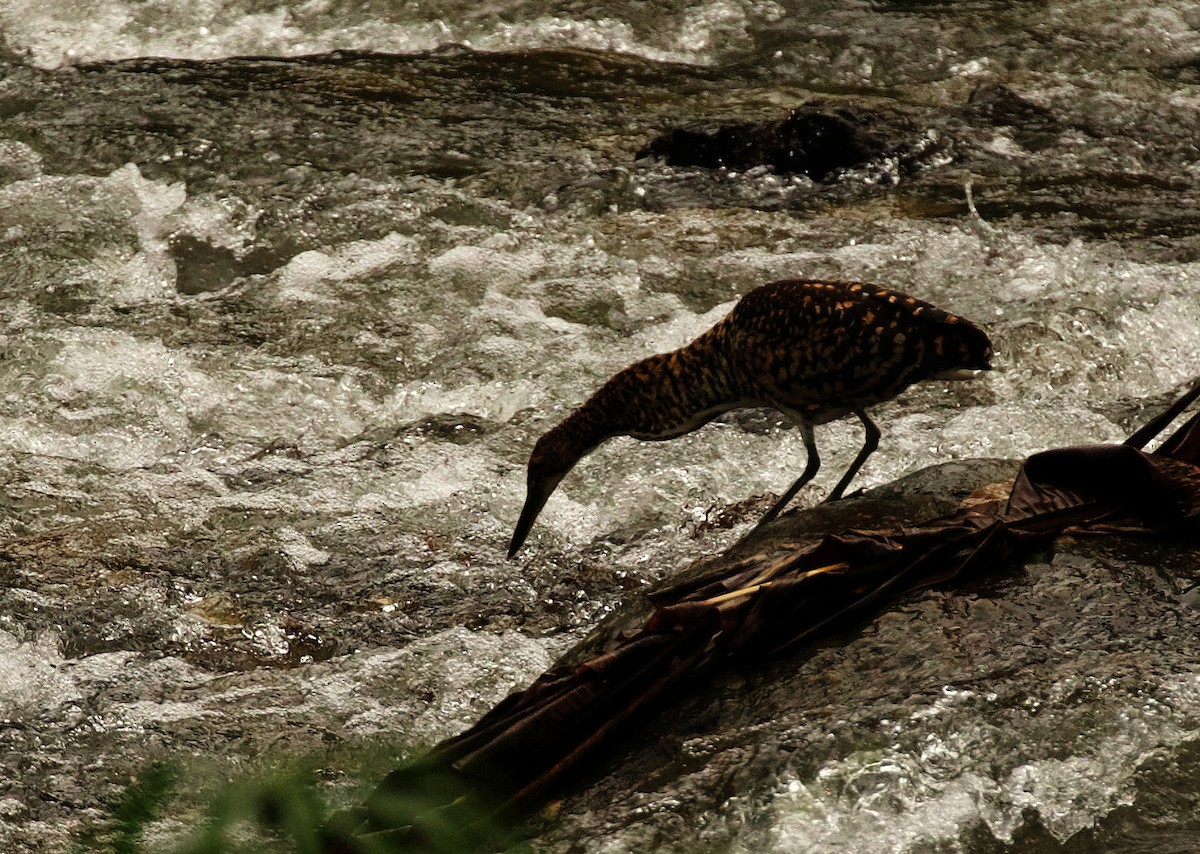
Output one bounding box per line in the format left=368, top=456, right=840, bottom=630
left=0, top=1, right=1199, bottom=852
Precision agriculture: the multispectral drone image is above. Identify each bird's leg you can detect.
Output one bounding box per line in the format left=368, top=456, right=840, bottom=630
left=825, top=408, right=880, bottom=502
left=755, top=421, right=819, bottom=528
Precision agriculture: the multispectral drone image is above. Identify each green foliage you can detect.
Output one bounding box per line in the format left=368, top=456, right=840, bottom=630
left=74, top=762, right=181, bottom=854
left=81, top=754, right=515, bottom=854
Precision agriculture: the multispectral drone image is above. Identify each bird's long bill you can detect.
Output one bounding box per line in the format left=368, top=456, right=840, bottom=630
left=507, top=473, right=564, bottom=559
left=931, top=367, right=991, bottom=381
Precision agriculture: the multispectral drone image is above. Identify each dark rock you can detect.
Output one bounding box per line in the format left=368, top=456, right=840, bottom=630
left=637, top=101, right=894, bottom=180
left=170, top=234, right=285, bottom=294
left=562, top=458, right=1022, bottom=668
left=966, top=83, right=1062, bottom=151
left=523, top=459, right=1200, bottom=852
left=353, top=412, right=502, bottom=448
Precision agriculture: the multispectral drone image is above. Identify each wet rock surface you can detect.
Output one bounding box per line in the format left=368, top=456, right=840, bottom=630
left=528, top=462, right=1200, bottom=854
left=560, top=458, right=1024, bottom=666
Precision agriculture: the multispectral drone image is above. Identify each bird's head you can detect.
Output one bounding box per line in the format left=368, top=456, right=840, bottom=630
left=943, top=318, right=994, bottom=371
left=955, top=319, right=994, bottom=370
left=928, top=317, right=994, bottom=381
left=507, top=428, right=583, bottom=559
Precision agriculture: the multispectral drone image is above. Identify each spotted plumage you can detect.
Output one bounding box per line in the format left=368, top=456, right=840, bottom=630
left=508, top=278, right=993, bottom=558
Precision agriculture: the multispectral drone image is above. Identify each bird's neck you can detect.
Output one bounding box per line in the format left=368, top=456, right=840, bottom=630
left=573, top=330, right=739, bottom=442
left=546, top=399, right=616, bottom=464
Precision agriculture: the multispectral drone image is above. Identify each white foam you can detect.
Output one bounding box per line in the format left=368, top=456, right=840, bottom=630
left=764, top=673, right=1200, bottom=852
left=0, top=0, right=775, bottom=69
left=275, top=232, right=423, bottom=303
left=303, top=627, right=553, bottom=741
left=0, top=631, right=76, bottom=718
left=0, top=163, right=183, bottom=307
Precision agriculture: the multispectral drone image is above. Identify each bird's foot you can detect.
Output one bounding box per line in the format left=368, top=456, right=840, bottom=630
left=821, top=487, right=865, bottom=504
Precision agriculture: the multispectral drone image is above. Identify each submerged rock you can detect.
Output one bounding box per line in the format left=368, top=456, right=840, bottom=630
left=636, top=101, right=903, bottom=181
